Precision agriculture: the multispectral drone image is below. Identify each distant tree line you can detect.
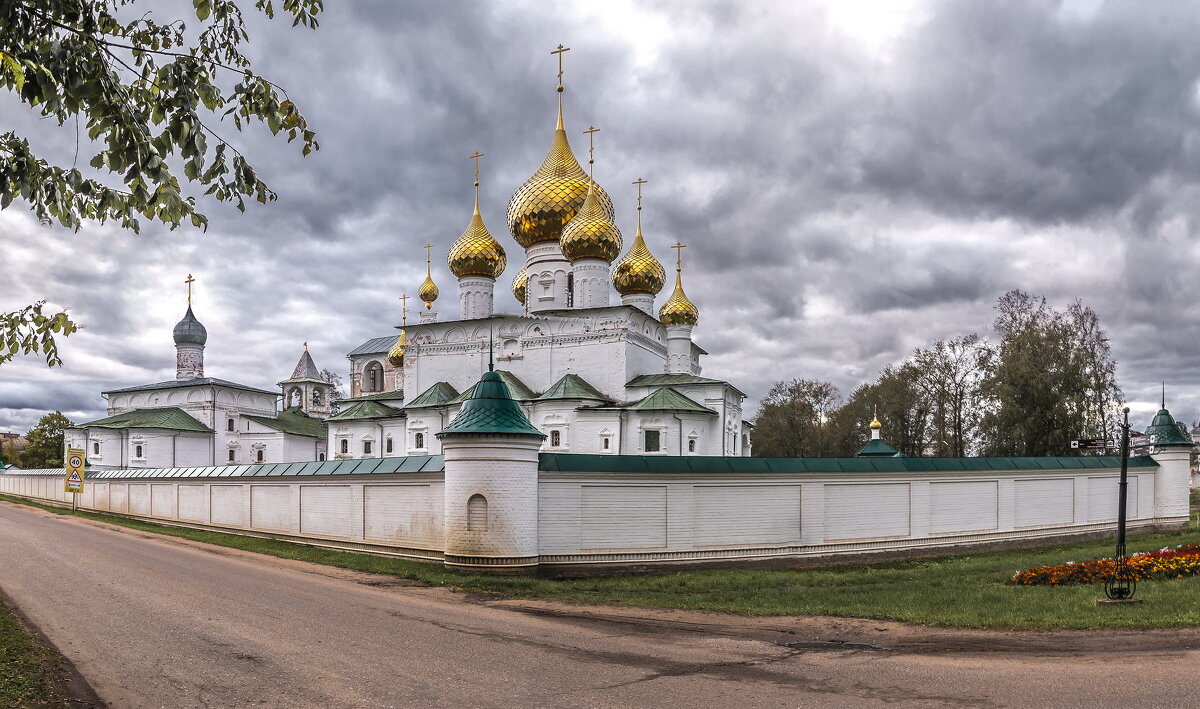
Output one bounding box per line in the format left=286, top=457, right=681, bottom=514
left=752, top=290, right=1124, bottom=458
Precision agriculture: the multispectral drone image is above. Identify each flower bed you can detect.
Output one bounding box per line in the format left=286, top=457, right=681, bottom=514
left=1009, top=544, right=1200, bottom=586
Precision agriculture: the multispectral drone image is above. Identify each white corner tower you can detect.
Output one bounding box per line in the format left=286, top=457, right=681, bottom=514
left=449, top=151, right=506, bottom=321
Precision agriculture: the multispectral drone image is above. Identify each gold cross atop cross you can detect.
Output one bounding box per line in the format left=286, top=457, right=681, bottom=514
left=551, top=44, right=570, bottom=91
left=399, top=293, right=410, bottom=326
left=184, top=274, right=195, bottom=306
left=468, top=151, right=485, bottom=185
left=632, top=177, right=647, bottom=211
left=583, top=125, right=599, bottom=168
left=424, top=242, right=434, bottom=271
left=671, top=241, right=686, bottom=271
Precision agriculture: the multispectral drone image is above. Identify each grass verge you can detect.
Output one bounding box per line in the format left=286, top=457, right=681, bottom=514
left=0, top=594, right=70, bottom=708
left=4, top=493, right=1200, bottom=630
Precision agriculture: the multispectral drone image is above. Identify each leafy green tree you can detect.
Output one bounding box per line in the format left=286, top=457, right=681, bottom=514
left=0, top=0, right=322, bottom=365
left=1, top=301, right=79, bottom=367
left=910, top=334, right=985, bottom=457
left=22, top=411, right=74, bottom=468
left=836, top=363, right=933, bottom=457
left=751, top=379, right=845, bottom=457
left=0, top=438, right=23, bottom=467
left=978, top=290, right=1122, bottom=456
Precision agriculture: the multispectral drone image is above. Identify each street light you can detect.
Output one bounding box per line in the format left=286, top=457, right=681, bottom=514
left=1103, top=406, right=1136, bottom=601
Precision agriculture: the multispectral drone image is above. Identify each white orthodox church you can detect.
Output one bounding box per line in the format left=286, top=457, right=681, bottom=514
left=64, top=295, right=332, bottom=468
left=329, top=69, right=752, bottom=460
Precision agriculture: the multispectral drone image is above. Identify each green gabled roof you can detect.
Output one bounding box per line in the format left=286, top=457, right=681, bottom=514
left=405, top=381, right=460, bottom=408
left=79, top=407, right=212, bottom=433
left=626, top=387, right=717, bottom=414
left=447, top=370, right=537, bottom=405
left=438, top=371, right=544, bottom=439
left=856, top=438, right=900, bottom=457
left=626, top=373, right=746, bottom=398
left=243, top=407, right=327, bottom=438
left=1144, top=408, right=1193, bottom=447
left=326, top=400, right=403, bottom=422
left=537, top=373, right=608, bottom=402
left=338, top=390, right=406, bottom=404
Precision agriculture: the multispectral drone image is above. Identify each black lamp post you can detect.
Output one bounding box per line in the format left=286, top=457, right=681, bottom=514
left=1103, top=406, right=1136, bottom=601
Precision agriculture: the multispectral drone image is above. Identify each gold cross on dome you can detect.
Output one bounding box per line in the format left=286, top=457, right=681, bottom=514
left=184, top=274, right=195, bottom=305
left=583, top=125, right=599, bottom=170
left=424, top=242, right=434, bottom=271
left=551, top=44, right=571, bottom=89
left=468, top=151, right=485, bottom=182
left=671, top=241, right=686, bottom=271
left=399, top=293, right=411, bottom=326
left=632, top=177, right=647, bottom=211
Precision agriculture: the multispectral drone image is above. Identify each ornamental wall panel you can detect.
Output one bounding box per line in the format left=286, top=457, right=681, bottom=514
left=251, top=485, right=296, bottom=532
left=824, top=483, right=910, bottom=540
left=1014, top=478, right=1074, bottom=528
left=929, top=481, right=998, bottom=534
left=300, top=485, right=354, bottom=539
left=93, top=482, right=110, bottom=511
left=537, top=483, right=582, bottom=554
left=1087, top=476, right=1139, bottom=522
left=210, top=485, right=246, bottom=527
left=151, top=484, right=176, bottom=518
left=581, top=485, right=667, bottom=550
left=693, top=484, right=801, bottom=547
left=178, top=485, right=206, bottom=522
left=363, top=484, right=441, bottom=548
left=109, top=483, right=129, bottom=513
left=128, top=483, right=151, bottom=515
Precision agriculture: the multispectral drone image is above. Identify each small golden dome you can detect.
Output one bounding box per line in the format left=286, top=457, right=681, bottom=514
left=613, top=223, right=666, bottom=295
left=387, top=329, right=406, bottom=367
left=507, top=115, right=614, bottom=248
left=659, top=270, right=699, bottom=326
left=870, top=405, right=881, bottom=429
left=448, top=197, right=507, bottom=279
left=418, top=274, right=439, bottom=309
left=512, top=265, right=528, bottom=306
left=560, top=184, right=622, bottom=262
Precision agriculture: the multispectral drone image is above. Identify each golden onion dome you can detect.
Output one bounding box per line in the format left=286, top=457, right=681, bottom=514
left=387, top=329, right=406, bottom=367
left=612, top=223, right=666, bottom=295
left=507, top=110, right=614, bottom=248
left=512, top=265, right=528, bottom=306
left=448, top=196, right=507, bottom=279
left=418, top=274, right=439, bottom=309
left=659, top=270, right=699, bottom=326
left=870, top=405, right=881, bottom=430
left=560, top=183, right=622, bottom=262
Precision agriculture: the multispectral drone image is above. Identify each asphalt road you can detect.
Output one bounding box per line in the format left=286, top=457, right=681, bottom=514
left=2, top=500, right=1198, bottom=708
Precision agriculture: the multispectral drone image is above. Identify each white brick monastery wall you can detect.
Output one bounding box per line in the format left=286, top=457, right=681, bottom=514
left=0, top=456, right=1185, bottom=571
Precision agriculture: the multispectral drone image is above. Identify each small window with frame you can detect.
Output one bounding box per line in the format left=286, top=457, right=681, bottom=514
left=644, top=430, right=661, bottom=453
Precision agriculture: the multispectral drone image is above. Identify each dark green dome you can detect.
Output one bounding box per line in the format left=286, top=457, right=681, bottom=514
left=172, top=306, right=207, bottom=346
left=1144, top=408, right=1192, bottom=447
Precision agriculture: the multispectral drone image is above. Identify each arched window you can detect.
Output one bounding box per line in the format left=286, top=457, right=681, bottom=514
left=363, top=440, right=373, bottom=455
left=228, top=449, right=235, bottom=462
left=227, top=417, right=235, bottom=431
left=688, top=439, right=696, bottom=453
left=134, top=444, right=143, bottom=458
left=287, top=387, right=302, bottom=408
left=467, top=494, right=488, bottom=531
left=93, top=441, right=100, bottom=454
left=415, top=432, right=425, bottom=450
left=312, top=389, right=322, bottom=406
left=319, top=453, right=325, bottom=462
left=385, top=437, right=393, bottom=454
left=565, top=273, right=574, bottom=307
left=256, top=449, right=264, bottom=463
left=340, top=439, right=349, bottom=454
left=550, top=430, right=561, bottom=447
left=602, top=437, right=610, bottom=451
left=364, top=361, right=384, bottom=392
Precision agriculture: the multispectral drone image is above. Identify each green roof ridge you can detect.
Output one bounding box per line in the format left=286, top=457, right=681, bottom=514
left=438, top=371, right=544, bottom=439
left=856, top=438, right=900, bottom=457
left=626, top=387, right=716, bottom=414
left=537, top=373, right=608, bottom=402
left=337, top=390, right=405, bottom=403
left=243, top=407, right=328, bottom=438
left=79, top=407, right=213, bottom=433
left=406, top=381, right=460, bottom=408
left=328, top=400, right=403, bottom=422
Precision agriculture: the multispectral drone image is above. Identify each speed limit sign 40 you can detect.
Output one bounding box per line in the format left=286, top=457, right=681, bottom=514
left=65, top=447, right=85, bottom=494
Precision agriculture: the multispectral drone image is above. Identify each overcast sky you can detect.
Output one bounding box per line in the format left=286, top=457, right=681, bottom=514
left=3, top=0, right=1200, bottom=434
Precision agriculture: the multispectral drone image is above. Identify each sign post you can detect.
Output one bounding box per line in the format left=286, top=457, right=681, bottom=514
left=64, top=447, right=85, bottom=511
left=1102, top=407, right=1138, bottom=602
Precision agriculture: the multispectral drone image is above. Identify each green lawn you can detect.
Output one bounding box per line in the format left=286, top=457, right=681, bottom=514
left=0, top=596, right=69, bottom=708
left=4, top=493, right=1200, bottom=630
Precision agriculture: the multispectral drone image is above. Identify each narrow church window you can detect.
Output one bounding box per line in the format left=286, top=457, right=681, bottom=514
left=644, top=430, right=660, bottom=453
left=319, top=453, right=326, bottom=462
left=256, top=449, right=264, bottom=463
left=415, top=432, right=425, bottom=450
left=135, top=444, right=144, bottom=458
left=340, top=439, right=349, bottom=454
left=364, top=361, right=384, bottom=392
left=363, top=440, right=373, bottom=455
left=228, top=449, right=235, bottom=462
left=385, top=437, right=393, bottom=454
left=312, top=390, right=322, bottom=406
left=602, top=437, right=610, bottom=450
left=566, top=273, right=574, bottom=307
left=93, top=441, right=100, bottom=455
left=467, top=494, right=488, bottom=532
left=688, top=439, right=696, bottom=453
left=227, top=418, right=234, bottom=431
left=550, top=430, right=561, bottom=447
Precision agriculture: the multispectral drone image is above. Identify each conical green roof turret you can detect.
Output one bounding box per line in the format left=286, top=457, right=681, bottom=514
left=1144, top=407, right=1192, bottom=447
left=437, top=370, right=545, bottom=439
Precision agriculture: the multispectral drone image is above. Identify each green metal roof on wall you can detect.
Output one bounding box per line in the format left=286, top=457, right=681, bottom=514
left=625, top=387, right=717, bottom=414
left=1144, top=408, right=1193, bottom=447
left=537, top=373, right=609, bottom=402
left=438, top=371, right=545, bottom=438
left=405, top=382, right=460, bottom=408
left=327, top=400, right=403, bottom=422
left=79, top=407, right=213, bottom=433
left=447, top=370, right=537, bottom=405
left=347, top=335, right=399, bottom=357
left=626, top=373, right=746, bottom=398
left=242, top=407, right=328, bottom=438
left=1, top=455, right=445, bottom=479
left=856, top=438, right=900, bottom=457
left=537, top=454, right=1160, bottom=474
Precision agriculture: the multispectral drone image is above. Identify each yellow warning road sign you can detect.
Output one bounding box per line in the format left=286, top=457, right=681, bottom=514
left=65, top=448, right=85, bottom=494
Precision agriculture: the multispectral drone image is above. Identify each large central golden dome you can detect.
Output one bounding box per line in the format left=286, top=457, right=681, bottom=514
left=507, top=111, right=614, bottom=248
